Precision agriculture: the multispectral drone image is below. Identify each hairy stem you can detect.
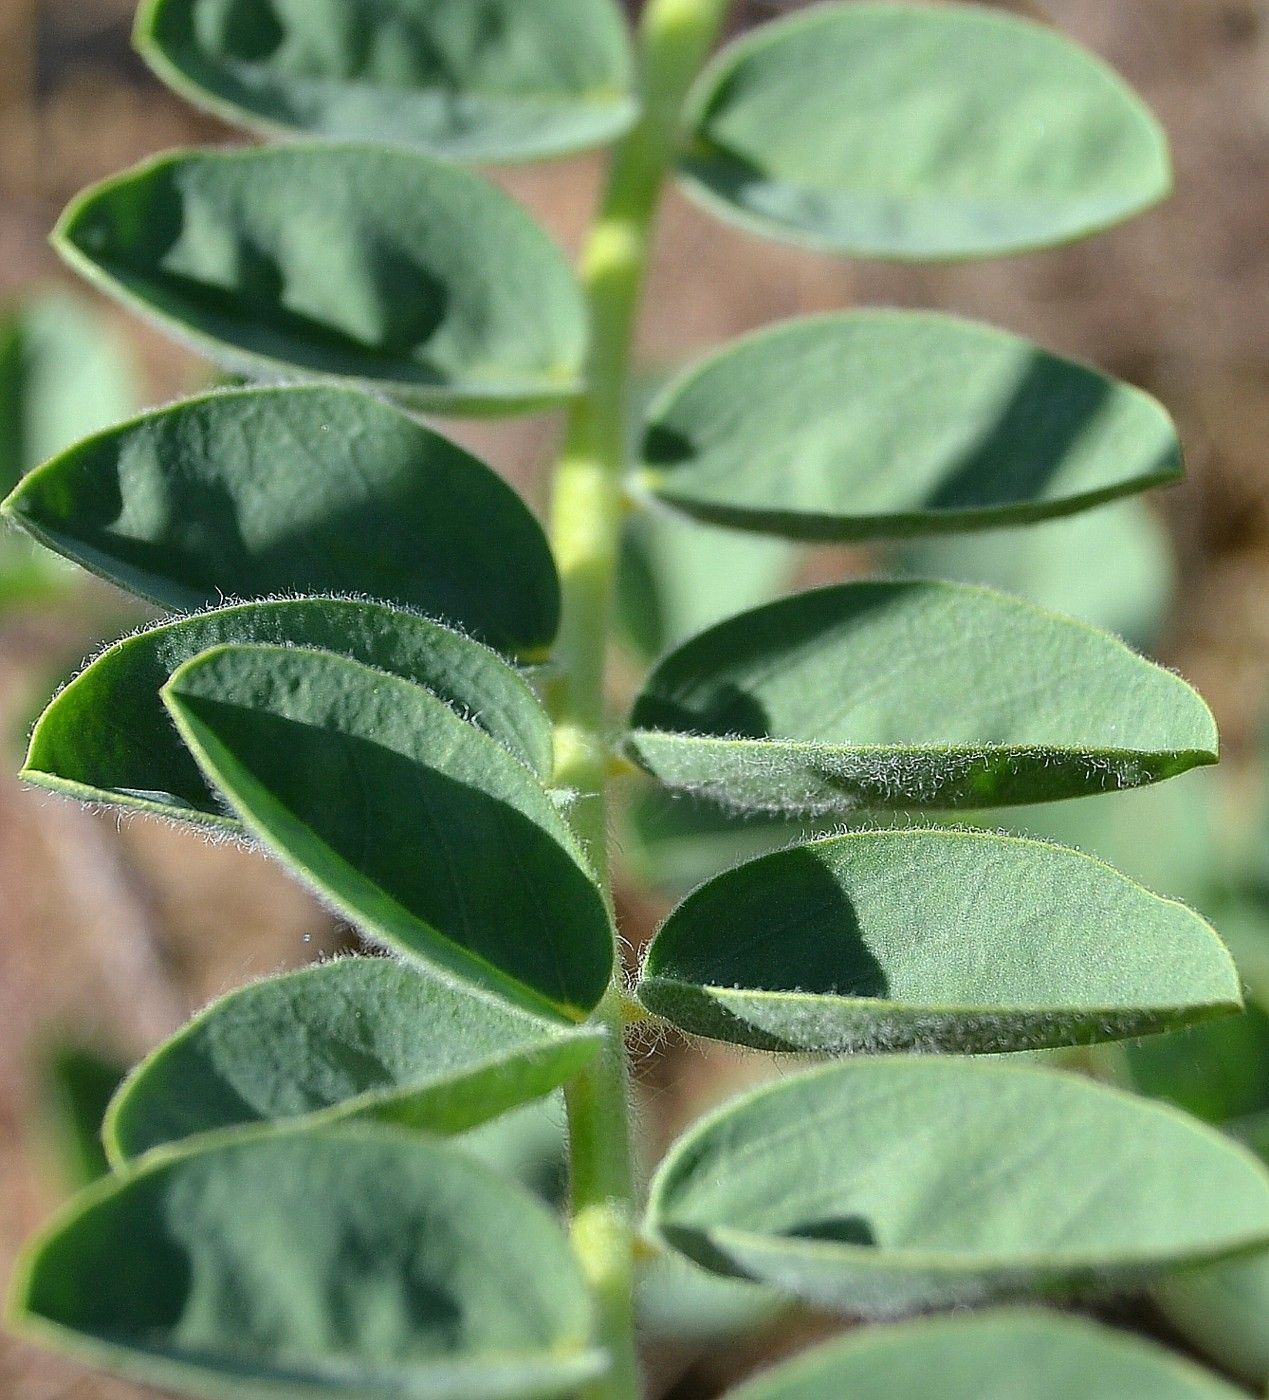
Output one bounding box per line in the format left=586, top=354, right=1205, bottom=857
left=547, top=1, right=732, bottom=1395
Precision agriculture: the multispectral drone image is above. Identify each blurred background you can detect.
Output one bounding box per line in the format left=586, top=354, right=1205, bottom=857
left=2, top=1, right=1269, bottom=1396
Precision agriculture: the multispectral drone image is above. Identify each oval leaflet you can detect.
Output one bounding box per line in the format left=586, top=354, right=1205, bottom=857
left=636, top=312, right=1181, bottom=541
left=12, top=1126, right=604, bottom=1400
left=628, top=580, right=1217, bottom=814
left=106, top=957, right=604, bottom=1162
left=21, top=597, right=554, bottom=826
left=2, top=386, right=561, bottom=654
left=647, top=1057, right=1269, bottom=1313
left=163, top=644, right=613, bottom=1020
left=678, top=2, right=1171, bottom=258
left=136, top=0, right=638, bottom=163
left=52, top=146, right=587, bottom=414
left=640, top=828, right=1241, bottom=1054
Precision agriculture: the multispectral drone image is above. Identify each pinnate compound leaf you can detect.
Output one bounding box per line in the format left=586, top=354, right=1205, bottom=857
left=639, top=828, right=1240, bottom=1054
left=23, top=597, right=552, bottom=826
left=162, top=645, right=612, bottom=1020
left=52, top=146, right=586, bottom=414
left=635, top=313, right=1180, bottom=541
left=726, top=1308, right=1246, bottom=1400
left=10, top=1126, right=603, bottom=1400
left=628, top=580, right=1217, bottom=814
left=136, top=0, right=637, bottom=163
left=646, top=1058, right=1269, bottom=1314
left=2, top=387, right=559, bottom=653
left=106, top=957, right=602, bottom=1163
left=678, top=3, right=1170, bottom=259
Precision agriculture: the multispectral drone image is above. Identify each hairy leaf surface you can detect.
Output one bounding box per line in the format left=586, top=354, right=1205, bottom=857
left=163, top=645, right=612, bottom=1019
left=24, top=598, right=553, bottom=825
left=12, top=1126, right=602, bottom=1399
left=636, top=313, right=1180, bottom=540
left=678, top=3, right=1170, bottom=258
left=639, top=828, right=1240, bottom=1054
left=137, top=0, right=636, bottom=162
left=3, top=387, right=559, bottom=652
left=727, top=1308, right=1245, bottom=1400
left=628, top=581, right=1217, bottom=813
left=646, top=1059, right=1269, bottom=1313
left=52, top=147, right=586, bottom=414
left=106, top=957, right=603, bottom=1162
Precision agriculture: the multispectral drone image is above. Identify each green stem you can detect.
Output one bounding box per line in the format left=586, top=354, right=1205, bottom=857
left=547, top=2, right=731, bottom=1396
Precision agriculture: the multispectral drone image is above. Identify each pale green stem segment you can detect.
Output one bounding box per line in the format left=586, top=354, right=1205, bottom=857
left=547, top=2, right=733, bottom=1396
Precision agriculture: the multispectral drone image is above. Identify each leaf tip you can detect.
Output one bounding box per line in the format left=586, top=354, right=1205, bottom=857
left=98, top=1081, right=137, bottom=1174
left=0, top=493, right=22, bottom=531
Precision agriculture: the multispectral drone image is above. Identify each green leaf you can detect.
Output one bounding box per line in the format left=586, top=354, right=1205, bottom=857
left=457, top=1096, right=793, bottom=1348
left=0, top=291, right=139, bottom=491
left=1159, top=1252, right=1269, bottom=1391
left=646, top=1058, right=1269, bottom=1313
left=10, top=1125, right=603, bottom=1400
left=106, top=957, right=602, bottom=1163
left=38, top=1044, right=127, bottom=1190
left=0, top=292, right=140, bottom=609
left=616, top=509, right=795, bottom=660
left=23, top=597, right=552, bottom=827
left=1156, top=1124, right=1269, bottom=1388
left=617, top=784, right=816, bottom=898
left=636, top=1251, right=790, bottom=1347
left=678, top=2, right=1171, bottom=259
left=961, top=769, right=1224, bottom=913
left=628, top=580, right=1217, bottom=815
left=726, top=1308, right=1246, bottom=1400
left=635, top=313, right=1180, bottom=541
left=163, top=644, right=612, bottom=1020
left=457, top=1096, right=568, bottom=1210
left=894, top=499, right=1175, bottom=653
left=136, top=0, right=636, bottom=164
left=639, top=828, right=1240, bottom=1055
left=3, top=386, right=560, bottom=653
left=53, top=146, right=586, bottom=414
left=1216, top=897, right=1269, bottom=1010
left=1122, top=1002, right=1269, bottom=1126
